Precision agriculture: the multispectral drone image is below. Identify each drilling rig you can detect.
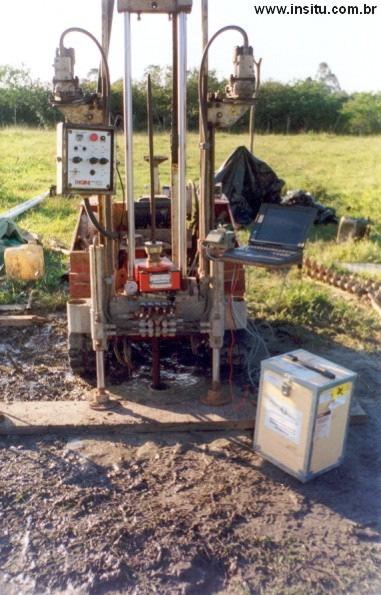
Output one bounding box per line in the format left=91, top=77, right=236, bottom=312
left=52, top=0, right=260, bottom=409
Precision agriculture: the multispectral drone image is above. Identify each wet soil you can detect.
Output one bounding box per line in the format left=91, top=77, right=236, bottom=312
left=0, top=317, right=87, bottom=403
left=0, top=317, right=380, bottom=594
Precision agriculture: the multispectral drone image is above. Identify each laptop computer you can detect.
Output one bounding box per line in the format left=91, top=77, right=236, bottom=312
left=222, top=204, right=317, bottom=268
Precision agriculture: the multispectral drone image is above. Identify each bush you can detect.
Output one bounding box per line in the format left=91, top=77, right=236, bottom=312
left=341, top=93, right=381, bottom=135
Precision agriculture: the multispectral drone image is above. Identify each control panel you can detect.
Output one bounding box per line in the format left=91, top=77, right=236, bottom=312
left=118, top=0, right=193, bottom=13
left=57, top=123, right=115, bottom=195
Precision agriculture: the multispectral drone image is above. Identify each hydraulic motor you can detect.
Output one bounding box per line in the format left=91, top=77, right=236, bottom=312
left=226, top=45, right=256, bottom=100
left=53, top=46, right=83, bottom=103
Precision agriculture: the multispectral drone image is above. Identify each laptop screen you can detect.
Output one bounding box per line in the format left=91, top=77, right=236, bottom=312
left=250, top=205, right=316, bottom=247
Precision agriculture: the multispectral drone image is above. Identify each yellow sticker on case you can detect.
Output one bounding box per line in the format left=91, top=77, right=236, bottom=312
left=332, top=383, right=350, bottom=400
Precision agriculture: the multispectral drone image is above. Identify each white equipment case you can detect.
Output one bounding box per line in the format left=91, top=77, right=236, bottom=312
left=253, top=350, right=357, bottom=482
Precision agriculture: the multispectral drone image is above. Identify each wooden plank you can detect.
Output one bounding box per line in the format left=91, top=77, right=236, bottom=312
left=0, top=315, right=47, bottom=327
left=0, top=304, right=26, bottom=312
left=0, top=399, right=256, bottom=436
left=0, top=392, right=366, bottom=435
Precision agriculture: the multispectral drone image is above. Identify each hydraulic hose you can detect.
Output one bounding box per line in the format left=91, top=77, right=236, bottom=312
left=59, top=27, right=111, bottom=123
left=83, top=198, right=119, bottom=240
left=198, top=26, right=249, bottom=143
left=198, top=26, right=250, bottom=276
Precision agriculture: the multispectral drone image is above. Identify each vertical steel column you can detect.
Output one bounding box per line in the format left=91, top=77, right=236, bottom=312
left=171, top=16, right=179, bottom=267
left=177, top=12, right=188, bottom=276
left=100, top=0, right=115, bottom=105
left=249, top=58, right=262, bottom=153
left=201, top=0, right=208, bottom=65
left=123, top=13, right=135, bottom=279
left=147, top=75, right=157, bottom=244
left=199, top=0, right=209, bottom=278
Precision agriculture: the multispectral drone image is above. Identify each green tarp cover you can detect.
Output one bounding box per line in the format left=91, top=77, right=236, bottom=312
left=0, top=218, right=26, bottom=266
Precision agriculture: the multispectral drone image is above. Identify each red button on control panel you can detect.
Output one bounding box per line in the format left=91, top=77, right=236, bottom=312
left=89, top=133, right=99, bottom=141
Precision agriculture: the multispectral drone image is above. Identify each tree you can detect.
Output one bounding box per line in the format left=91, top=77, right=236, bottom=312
left=316, top=62, right=341, bottom=93
left=0, top=64, right=58, bottom=126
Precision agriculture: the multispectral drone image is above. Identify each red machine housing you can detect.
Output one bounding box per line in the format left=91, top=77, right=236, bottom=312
left=69, top=199, right=245, bottom=299
left=134, top=257, right=181, bottom=293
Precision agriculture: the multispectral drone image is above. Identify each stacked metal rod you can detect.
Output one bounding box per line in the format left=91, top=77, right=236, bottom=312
left=304, top=258, right=381, bottom=305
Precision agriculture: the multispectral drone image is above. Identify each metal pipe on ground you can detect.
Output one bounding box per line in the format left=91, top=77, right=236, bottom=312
left=1, top=191, right=50, bottom=220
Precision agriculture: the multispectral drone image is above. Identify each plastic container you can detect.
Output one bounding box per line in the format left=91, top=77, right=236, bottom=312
left=4, top=244, right=45, bottom=281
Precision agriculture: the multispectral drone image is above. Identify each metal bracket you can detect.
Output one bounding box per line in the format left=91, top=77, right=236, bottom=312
left=281, top=375, right=293, bottom=397
left=118, top=0, right=192, bottom=13
left=207, top=100, right=254, bottom=129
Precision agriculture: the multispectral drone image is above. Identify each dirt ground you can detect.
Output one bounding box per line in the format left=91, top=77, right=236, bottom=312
left=0, top=317, right=381, bottom=594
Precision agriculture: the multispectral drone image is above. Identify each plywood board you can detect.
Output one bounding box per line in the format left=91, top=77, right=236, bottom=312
left=0, top=399, right=256, bottom=436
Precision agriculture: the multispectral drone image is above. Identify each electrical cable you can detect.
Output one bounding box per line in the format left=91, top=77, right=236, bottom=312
left=112, top=114, right=128, bottom=229
left=113, top=340, right=126, bottom=366
left=205, top=247, right=222, bottom=262
left=116, top=164, right=127, bottom=228
left=116, top=166, right=125, bottom=200
left=59, top=27, right=111, bottom=123
left=229, top=280, right=271, bottom=387
left=123, top=338, right=134, bottom=376
left=242, top=267, right=291, bottom=386
left=187, top=252, right=199, bottom=277
left=228, top=265, right=239, bottom=401
left=228, top=266, right=258, bottom=408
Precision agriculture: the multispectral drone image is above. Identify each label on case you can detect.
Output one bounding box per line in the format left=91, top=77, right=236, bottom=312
left=149, top=273, right=172, bottom=288
left=264, top=394, right=303, bottom=444
left=314, top=411, right=332, bottom=440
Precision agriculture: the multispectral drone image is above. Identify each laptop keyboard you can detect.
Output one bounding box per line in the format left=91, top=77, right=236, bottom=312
left=248, top=245, right=295, bottom=256
left=222, top=246, right=302, bottom=268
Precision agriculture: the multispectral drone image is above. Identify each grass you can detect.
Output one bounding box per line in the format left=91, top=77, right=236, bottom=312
left=0, top=126, right=380, bottom=347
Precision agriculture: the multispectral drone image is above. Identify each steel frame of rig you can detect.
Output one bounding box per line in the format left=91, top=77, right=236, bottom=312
left=52, top=0, right=259, bottom=409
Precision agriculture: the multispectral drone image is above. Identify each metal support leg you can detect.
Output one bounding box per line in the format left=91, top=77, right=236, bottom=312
left=212, top=347, right=221, bottom=385
left=89, top=243, right=119, bottom=410
left=94, top=350, right=110, bottom=406
left=201, top=259, right=232, bottom=406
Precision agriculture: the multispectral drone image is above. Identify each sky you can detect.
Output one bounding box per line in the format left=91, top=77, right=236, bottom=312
left=0, top=0, right=380, bottom=93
